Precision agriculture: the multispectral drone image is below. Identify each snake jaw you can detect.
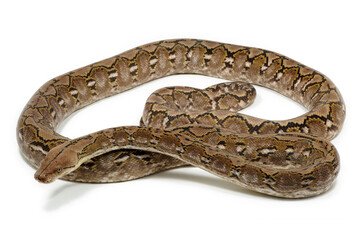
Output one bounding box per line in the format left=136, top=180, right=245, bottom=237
left=34, top=164, right=75, bottom=183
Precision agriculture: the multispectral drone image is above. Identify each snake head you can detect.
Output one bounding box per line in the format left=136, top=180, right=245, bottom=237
left=34, top=144, right=78, bottom=183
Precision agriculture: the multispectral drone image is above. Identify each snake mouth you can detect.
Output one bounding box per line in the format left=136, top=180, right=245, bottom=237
left=34, top=170, right=55, bottom=184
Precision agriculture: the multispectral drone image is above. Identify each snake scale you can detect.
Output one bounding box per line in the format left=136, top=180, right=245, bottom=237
left=17, top=39, right=345, bottom=198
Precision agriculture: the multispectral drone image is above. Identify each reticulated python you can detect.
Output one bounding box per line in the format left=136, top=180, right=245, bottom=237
left=17, top=39, right=345, bottom=198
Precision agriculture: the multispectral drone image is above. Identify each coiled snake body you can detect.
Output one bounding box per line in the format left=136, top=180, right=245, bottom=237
left=17, top=39, right=345, bottom=198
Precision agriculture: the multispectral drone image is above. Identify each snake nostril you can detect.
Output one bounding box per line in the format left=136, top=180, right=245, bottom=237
left=34, top=172, right=47, bottom=183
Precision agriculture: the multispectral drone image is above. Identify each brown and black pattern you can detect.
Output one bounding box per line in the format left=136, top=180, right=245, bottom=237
left=17, top=39, right=345, bottom=198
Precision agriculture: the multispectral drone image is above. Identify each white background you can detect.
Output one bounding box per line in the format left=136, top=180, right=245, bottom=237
left=1, top=0, right=359, bottom=239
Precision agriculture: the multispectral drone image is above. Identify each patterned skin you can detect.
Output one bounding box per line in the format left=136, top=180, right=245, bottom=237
left=17, top=39, right=345, bottom=198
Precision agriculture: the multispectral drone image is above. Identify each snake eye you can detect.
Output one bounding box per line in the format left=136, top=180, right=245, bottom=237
left=57, top=167, right=62, bottom=173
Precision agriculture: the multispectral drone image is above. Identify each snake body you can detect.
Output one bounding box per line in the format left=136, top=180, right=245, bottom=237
left=17, top=39, right=345, bottom=198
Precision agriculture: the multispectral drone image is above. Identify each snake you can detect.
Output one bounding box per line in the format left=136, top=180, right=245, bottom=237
left=16, top=39, right=345, bottom=198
